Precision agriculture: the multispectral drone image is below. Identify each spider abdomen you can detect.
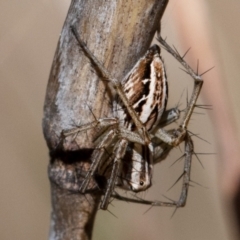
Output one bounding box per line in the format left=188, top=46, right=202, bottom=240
left=121, top=44, right=168, bottom=132
left=116, top=44, right=168, bottom=192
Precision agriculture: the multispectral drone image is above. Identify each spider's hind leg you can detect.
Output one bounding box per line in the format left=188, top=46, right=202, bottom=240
left=169, top=132, right=193, bottom=208
left=111, top=133, right=194, bottom=209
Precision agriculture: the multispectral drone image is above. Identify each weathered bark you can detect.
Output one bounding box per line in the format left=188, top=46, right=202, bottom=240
left=43, top=0, right=168, bottom=239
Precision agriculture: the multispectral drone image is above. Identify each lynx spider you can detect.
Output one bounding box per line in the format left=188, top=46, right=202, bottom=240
left=62, top=26, right=203, bottom=210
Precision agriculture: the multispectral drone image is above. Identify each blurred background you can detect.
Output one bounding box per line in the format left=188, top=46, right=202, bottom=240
left=0, top=0, right=239, bottom=239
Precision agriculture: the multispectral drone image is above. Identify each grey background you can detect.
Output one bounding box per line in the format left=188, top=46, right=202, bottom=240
left=0, top=1, right=239, bottom=239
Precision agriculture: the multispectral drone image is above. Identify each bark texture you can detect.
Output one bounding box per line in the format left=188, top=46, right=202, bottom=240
left=43, top=0, right=168, bottom=239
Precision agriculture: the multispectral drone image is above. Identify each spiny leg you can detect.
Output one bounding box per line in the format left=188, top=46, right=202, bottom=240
left=175, top=132, right=193, bottom=207
left=157, top=35, right=203, bottom=129
left=149, top=107, right=182, bottom=164
left=70, top=25, right=151, bottom=145
left=80, top=129, right=117, bottom=192
left=154, top=35, right=203, bottom=147
left=152, top=129, right=175, bottom=164
left=152, top=107, right=184, bottom=164
left=100, top=138, right=128, bottom=210
left=112, top=133, right=194, bottom=208
left=62, top=117, right=118, bottom=138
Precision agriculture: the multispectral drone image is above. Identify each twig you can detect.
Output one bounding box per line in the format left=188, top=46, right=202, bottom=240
left=43, top=0, right=169, bottom=239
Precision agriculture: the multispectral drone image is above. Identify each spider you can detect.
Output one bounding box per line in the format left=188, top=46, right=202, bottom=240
left=61, top=26, right=203, bottom=210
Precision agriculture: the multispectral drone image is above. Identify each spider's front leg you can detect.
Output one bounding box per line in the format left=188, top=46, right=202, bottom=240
left=155, top=35, right=204, bottom=147
left=70, top=26, right=151, bottom=146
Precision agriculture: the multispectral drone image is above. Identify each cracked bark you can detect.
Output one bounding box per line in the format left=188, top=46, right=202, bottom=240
left=43, top=0, right=168, bottom=239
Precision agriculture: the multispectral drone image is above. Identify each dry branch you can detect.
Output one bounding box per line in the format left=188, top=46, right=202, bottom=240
left=43, top=0, right=168, bottom=239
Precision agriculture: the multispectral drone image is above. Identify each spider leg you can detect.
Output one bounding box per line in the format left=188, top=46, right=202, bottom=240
left=100, top=139, right=128, bottom=210
left=158, top=107, right=181, bottom=128
left=80, top=129, right=117, bottom=192
left=152, top=130, right=174, bottom=164
left=151, top=107, right=181, bottom=164
left=62, top=117, right=118, bottom=138
left=175, top=132, right=193, bottom=207
left=154, top=35, right=203, bottom=147
left=112, top=133, right=193, bottom=208
left=70, top=25, right=151, bottom=145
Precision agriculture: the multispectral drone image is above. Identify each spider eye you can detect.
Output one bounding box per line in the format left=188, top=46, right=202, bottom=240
left=140, top=181, right=144, bottom=186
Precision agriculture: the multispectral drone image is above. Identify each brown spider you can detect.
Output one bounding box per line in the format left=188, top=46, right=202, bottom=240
left=61, top=26, right=203, bottom=210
